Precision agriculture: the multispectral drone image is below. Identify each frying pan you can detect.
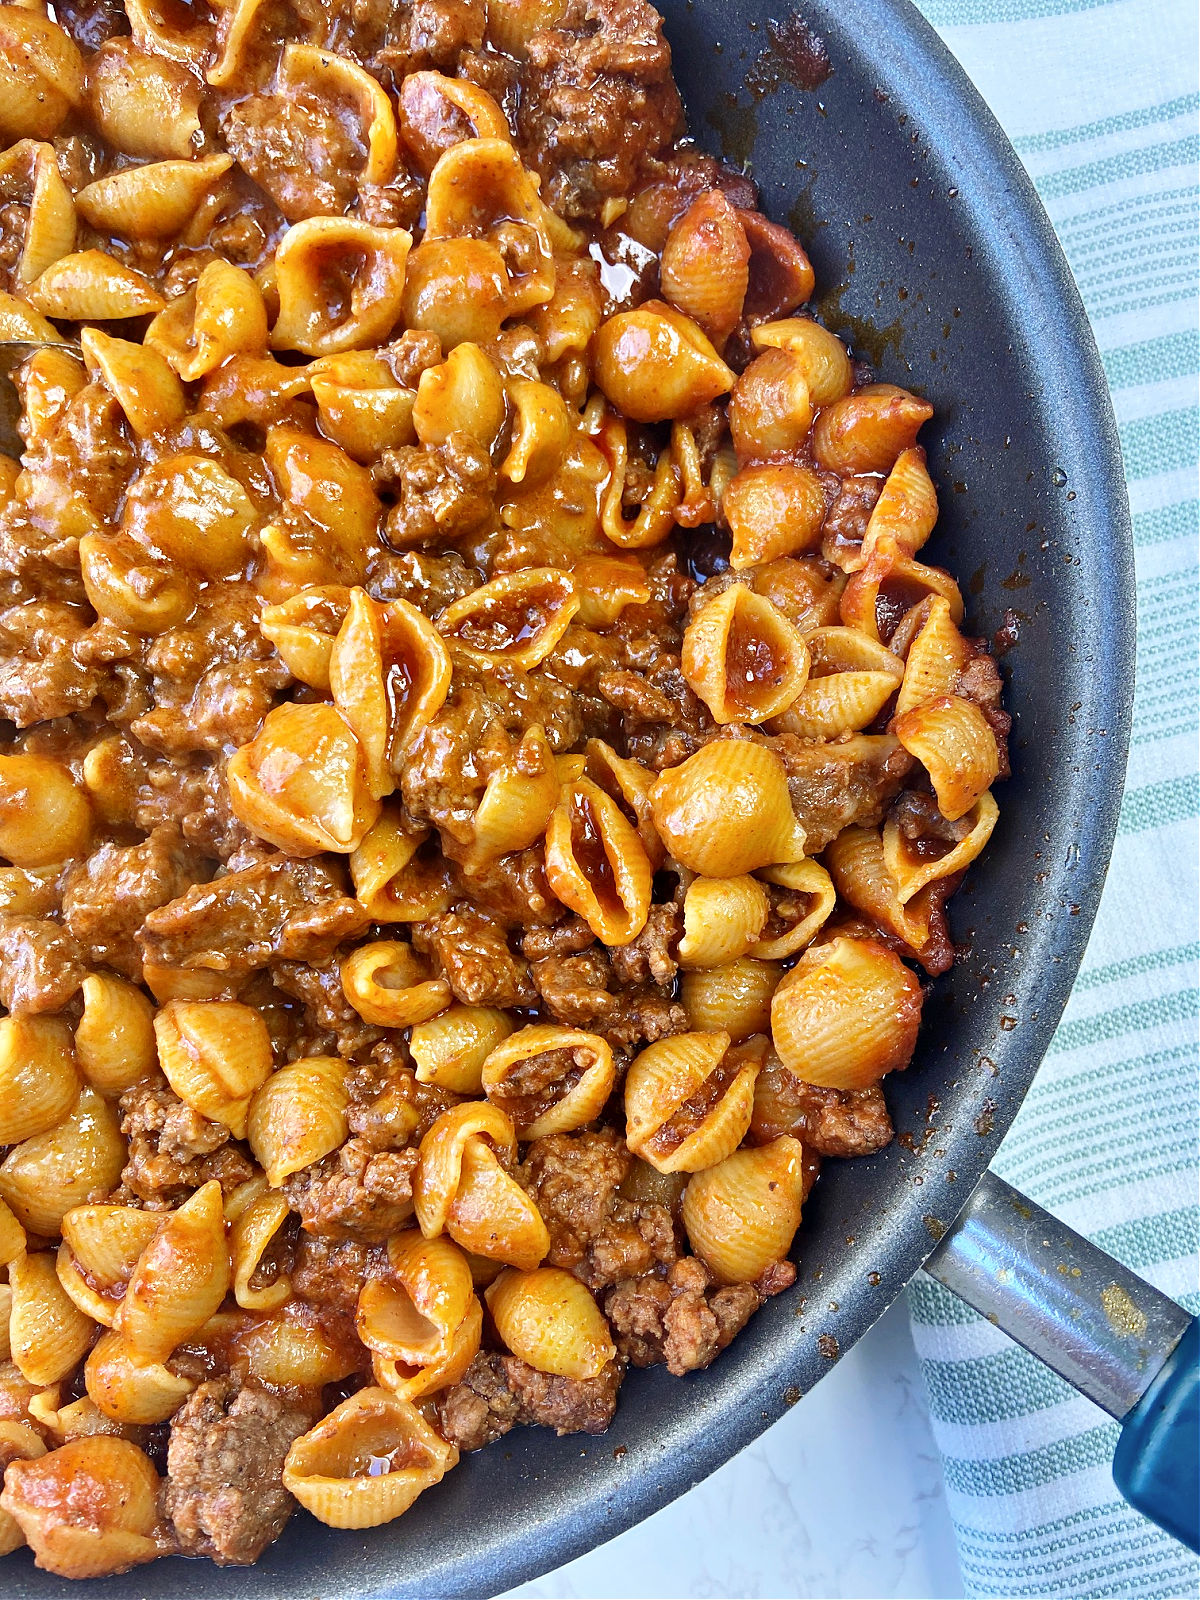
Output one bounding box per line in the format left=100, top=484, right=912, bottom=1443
left=5, top=0, right=1195, bottom=1591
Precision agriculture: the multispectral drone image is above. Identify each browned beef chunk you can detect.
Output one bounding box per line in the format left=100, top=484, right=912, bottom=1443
left=519, top=1129, right=679, bottom=1291
left=435, top=1350, right=622, bottom=1450
left=605, top=1256, right=772, bottom=1375
left=0, top=601, right=107, bottom=726
left=531, top=950, right=617, bottom=1028
left=0, top=914, right=85, bottom=1014
left=283, top=1140, right=419, bottom=1242
left=222, top=93, right=361, bottom=222
left=751, top=1059, right=894, bottom=1158
left=419, top=905, right=537, bottom=1008
left=164, top=1379, right=311, bottom=1566
left=776, top=732, right=913, bottom=851
left=118, top=1078, right=255, bottom=1207
left=137, top=858, right=369, bottom=987
left=379, top=434, right=495, bottom=550
left=271, top=958, right=384, bottom=1059
left=290, top=1235, right=381, bottom=1325
left=519, top=0, right=683, bottom=220
left=607, top=901, right=680, bottom=989
left=62, top=823, right=201, bottom=978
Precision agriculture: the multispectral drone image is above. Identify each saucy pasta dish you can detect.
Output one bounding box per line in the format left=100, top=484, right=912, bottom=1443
left=0, top=0, right=1010, bottom=1574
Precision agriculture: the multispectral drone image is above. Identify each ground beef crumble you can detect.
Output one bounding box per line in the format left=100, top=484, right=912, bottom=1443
left=164, top=1379, right=312, bottom=1565
left=436, top=1350, right=623, bottom=1451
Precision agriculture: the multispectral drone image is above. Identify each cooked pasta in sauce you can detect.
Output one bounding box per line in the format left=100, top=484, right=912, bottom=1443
left=0, top=0, right=1010, bottom=1574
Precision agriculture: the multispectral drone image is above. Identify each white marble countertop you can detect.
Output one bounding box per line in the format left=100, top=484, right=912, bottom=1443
left=500, top=1299, right=964, bottom=1599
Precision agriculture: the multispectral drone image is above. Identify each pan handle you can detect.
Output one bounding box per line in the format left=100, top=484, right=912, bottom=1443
left=924, top=1169, right=1199, bottom=1553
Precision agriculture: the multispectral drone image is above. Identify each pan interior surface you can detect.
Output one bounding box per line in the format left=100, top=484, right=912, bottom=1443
left=6, top=0, right=1132, bottom=1594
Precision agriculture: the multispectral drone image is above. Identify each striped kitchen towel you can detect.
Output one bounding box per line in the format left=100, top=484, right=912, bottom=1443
left=905, top=0, right=1200, bottom=1596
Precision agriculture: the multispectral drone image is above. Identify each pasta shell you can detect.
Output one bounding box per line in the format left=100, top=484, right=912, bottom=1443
left=894, top=595, right=971, bottom=716
left=0, top=287, right=61, bottom=342
left=0, top=1416, right=43, bottom=1554
left=572, top=556, right=651, bottom=629
left=544, top=777, right=653, bottom=946
left=680, top=958, right=781, bottom=1041
left=0, top=1436, right=161, bottom=1579
left=309, top=351, right=415, bottom=462
left=502, top=378, right=571, bottom=488
left=350, top=807, right=453, bottom=922
left=682, top=583, right=810, bottom=725
left=154, top=999, right=273, bottom=1140
left=682, top=1136, right=806, bottom=1283
left=883, top=790, right=999, bottom=904
left=146, top=258, right=268, bottom=382
left=625, top=1030, right=760, bottom=1174
left=277, top=44, right=397, bottom=186
left=722, top=461, right=827, bottom=569
left=824, top=823, right=940, bottom=955
left=437, top=567, right=580, bottom=671
left=227, top=701, right=381, bottom=858
left=270, top=217, right=412, bottom=357
left=0, top=752, right=91, bottom=869
left=372, top=1294, right=482, bottom=1403
left=259, top=585, right=351, bottom=692
left=0, top=1088, right=124, bottom=1238
left=237, top=1306, right=360, bottom=1389
left=413, top=1102, right=518, bottom=1239
left=481, top=1023, right=615, bottom=1139
left=771, top=669, right=899, bottom=740
left=583, top=739, right=664, bottom=868
left=75, top=154, right=232, bottom=239
left=339, top=942, right=451, bottom=1029
left=446, top=1138, right=550, bottom=1270
left=804, top=626, right=906, bottom=679
left=812, top=383, right=933, bottom=475
left=750, top=317, right=853, bottom=405
left=84, top=1330, right=194, bottom=1425
left=892, top=695, right=1000, bottom=821
left=59, top=1206, right=161, bottom=1306
left=226, top=1179, right=292, bottom=1310
left=357, top=1231, right=474, bottom=1366
left=9, top=1253, right=94, bottom=1387
left=283, top=1389, right=458, bottom=1530
left=80, top=327, right=185, bottom=439
left=86, top=39, right=202, bottom=160
left=472, top=725, right=560, bottom=861
left=413, top=341, right=506, bottom=451
left=839, top=536, right=963, bottom=645
left=401, top=235, right=511, bottom=349
left=749, top=858, right=837, bottom=960
left=650, top=740, right=806, bottom=877
left=486, top=1267, right=615, bottom=1379
left=677, top=876, right=771, bottom=969
left=74, top=974, right=156, bottom=1095
left=12, top=142, right=75, bottom=287
left=116, top=1180, right=230, bottom=1363
left=410, top=1006, right=513, bottom=1096
left=484, top=0, right=569, bottom=56
left=660, top=190, right=750, bottom=347
left=593, top=300, right=735, bottom=422
left=0, top=1196, right=25, bottom=1265
left=0, top=1016, right=79, bottom=1145
left=397, top=72, right=510, bottom=174
left=24, top=248, right=163, bottom=319
left=862, top=447, right=938, bottom=566
left=729, top=347, right=813, bottom=461
left=330, top=589, right=453, bottom=797
left=247, top=1057, right=348, bottom=1189
left=0, top=9, right=83, bottom=141
left=121, top=452, right=256, bottom=575
left=595, top=410, right=682, bottom=550
left=770, top=935, right=923, bottom=1090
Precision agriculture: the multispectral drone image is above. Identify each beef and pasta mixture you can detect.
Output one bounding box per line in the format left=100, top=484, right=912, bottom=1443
left=0, top=0, right=1009, bottom=1574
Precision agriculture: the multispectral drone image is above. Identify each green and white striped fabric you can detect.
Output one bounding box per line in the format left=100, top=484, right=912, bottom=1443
left=904, top=0, right=1200, bottom=1595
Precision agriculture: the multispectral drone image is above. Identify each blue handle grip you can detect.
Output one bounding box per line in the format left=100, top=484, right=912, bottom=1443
left=1113, top=1316, right=1199, bottom=1554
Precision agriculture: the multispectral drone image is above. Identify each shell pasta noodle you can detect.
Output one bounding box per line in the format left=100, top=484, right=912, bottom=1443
left=0, top=0, right=1009, bottom=1574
